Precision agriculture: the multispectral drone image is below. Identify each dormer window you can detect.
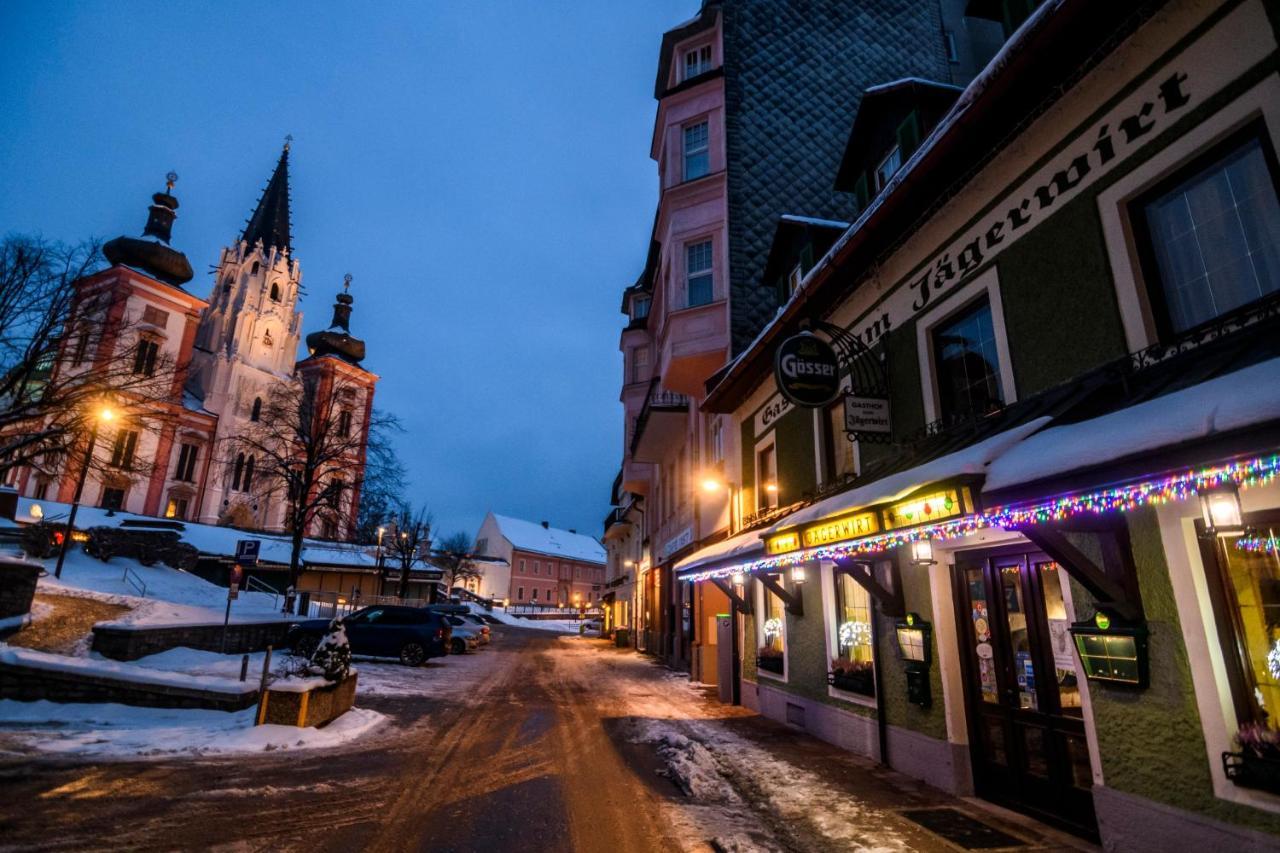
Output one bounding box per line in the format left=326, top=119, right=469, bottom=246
left=786, top=264, right=803, bottom=297
left=632, top=295, right=651, bottom=320
left=683, top=44, right=712, bottom=80
left=875, top=146, right=903, bottom=192
left=683, top=121, right=710, bottom=181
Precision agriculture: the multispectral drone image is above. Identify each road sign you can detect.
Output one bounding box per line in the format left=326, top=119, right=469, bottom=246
left=235, top=539, right=261, bottom=566
left=228, top=563, right=244, bottom=600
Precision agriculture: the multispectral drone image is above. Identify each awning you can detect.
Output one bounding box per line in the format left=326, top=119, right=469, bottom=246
left=674, top=526, right=767, bottom=577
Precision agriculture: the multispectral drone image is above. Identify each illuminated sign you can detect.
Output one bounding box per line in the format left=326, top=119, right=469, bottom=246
left=883, top=489, right=966, bottom=530
left=766, top=511, right=879, bottom=555
left=765, top=531, right=800, bottom=555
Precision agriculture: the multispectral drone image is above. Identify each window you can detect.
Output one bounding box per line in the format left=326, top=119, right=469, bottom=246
left=756, top=444, right=778, bottom=511
left=632, top=295, right=651, bottom=320
left=683, top=43, right=712, bottom=80
left=73, top=330, right=90, bottom=365
left=269, top=282, right=281, bottom=302
left=100, top=487, right=125, bottom=511
left=174, top=443, right=198, bottom=482
left=109, top=430, right=138, bottom=469
left=875, top=145, right=903, bottom=192
left=1201, top=513, right=1280, bottom=727
left=758, top=577, right=786, bottom=676
left=165, top=497, right=190, bottom=520
left=33, top=480, right=49, bottom=501
left=476, top=537, right=488, bottom=555
left=243, top=456, right=255, bottom=492
left=133, top=339, right=159, bottom=376
left=532, top=588, right=539, bottom=601
left=517, top=586, right=525, bottom=601
left=932, top=297, right=1005, bottom=420
left=327, top=478, right=343, bottom=509
left=683, top=121, right=709, bottom=181
left=232, top=454, right=245, bottom=491
left=520, top=559, right=526, bottom=573
left=786, top=264, right=803, bottom=298
left=685, top=240, right=713, bottom=307
left=944, top=29, right=959, bottom=63
left=141, top=305, right=169, bottom=327
left=1134, top=133, right=1280, bottom=336
left=709, top=417, right=724, bottom=464
left=631, top=347, right=649, bottom=384
left=833, top=572, right=875, bottom=697
left=251, top=261, right=260, bottom=275
left=322, top=519, right=338, bottom=539
left=251, top=397, right=262, bottom=422
left=533, top=562, right=540, bottom=576
left=823, top=399, right=858, bottom=484
left=337, top=410, right=352, bottom=438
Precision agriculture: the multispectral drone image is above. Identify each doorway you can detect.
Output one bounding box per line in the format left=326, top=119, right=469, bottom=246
left=953, top=548, right=1098, bottom=840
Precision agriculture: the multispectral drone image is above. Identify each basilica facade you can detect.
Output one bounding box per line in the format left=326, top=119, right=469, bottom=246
left=15, top=144, right=377, bottom=540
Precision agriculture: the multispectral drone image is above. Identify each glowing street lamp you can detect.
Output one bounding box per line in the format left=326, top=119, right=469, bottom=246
left=54, top=404, right=115, bottom=579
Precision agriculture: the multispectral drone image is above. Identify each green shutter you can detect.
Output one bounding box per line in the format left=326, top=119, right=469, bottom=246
left=799, top=243, right=814, bottom=272
left=853, top=173, right=869, bottom=211
left=896, top=110, right=921, bottom=160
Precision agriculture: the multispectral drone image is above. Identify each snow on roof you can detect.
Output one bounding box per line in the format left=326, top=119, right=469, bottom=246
left=675, top=526, right=765, bottom=574
left=15, top=496, right=376, bottom=568
left=778, top=214, right=851, bottom=230
left=863, top=76, right=963, bottom=95
left=491, top=514, right=605, bottom=564
left=984, top=358, right=1280, bottom=494
left=761, top=417, right=1052, bottom=535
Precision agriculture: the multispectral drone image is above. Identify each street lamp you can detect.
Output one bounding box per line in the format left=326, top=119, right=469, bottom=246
left=700, top=474, right=743, bottom=534
left=1200, top=483, right=1245, bottom=538
left=54, top=404, right=114, bottom=579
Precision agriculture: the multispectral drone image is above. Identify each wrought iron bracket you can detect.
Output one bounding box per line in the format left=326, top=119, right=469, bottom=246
left=758, top=573, right=804, bottom=618
left=709, top=577, right=753, bottom=615
left=832, top=557, right=905, bottom=617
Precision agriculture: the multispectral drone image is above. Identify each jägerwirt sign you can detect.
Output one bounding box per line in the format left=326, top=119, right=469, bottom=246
left=774, top=332, right=840, bottom=407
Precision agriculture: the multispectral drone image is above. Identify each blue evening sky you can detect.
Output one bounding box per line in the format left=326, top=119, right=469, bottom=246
left=0, top=1, right=693, bottom=541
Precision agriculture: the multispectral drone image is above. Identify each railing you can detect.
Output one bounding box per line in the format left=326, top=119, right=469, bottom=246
left=449, top=587, right=494, bottom=611
left=121, top=565, right=147, bottom=597
left=629, top=378, right=690, bottom=457
left=246, top=576, right=281, bottom=609
left=506, top=604, right=603, bottom=618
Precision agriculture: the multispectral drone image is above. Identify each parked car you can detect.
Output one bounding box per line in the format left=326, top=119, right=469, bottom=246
left=287, top=605, right=452, bottom=666
left=449, top=613, right=492, bottom=644
left=448, top=623, right=481, bottom=655
left=582, top=619, right=602, bottom=633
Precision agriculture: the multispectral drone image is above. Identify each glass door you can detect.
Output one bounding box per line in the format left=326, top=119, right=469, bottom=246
left=955, top=550, right=1098, bottom=841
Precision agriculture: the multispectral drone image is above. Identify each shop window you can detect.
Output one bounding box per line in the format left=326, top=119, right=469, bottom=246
left=932, top=296, right=1005, bottom=420
left=1201, top=513, right=1280, bottom=726
left=686, top=239, right=713, bottom=307
left=832, top=572, right=876, bottom=697
left=683, top=121, right=710, bottom=181
left=1134, top=130, right=1280, bottom=337
left=757, top=577, right=786, bottom=676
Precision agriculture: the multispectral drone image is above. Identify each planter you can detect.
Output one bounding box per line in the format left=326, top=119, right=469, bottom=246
left=758, top=654, right=785, bottom=675
left=1224, top=751, right=1280, bottom=795
left=829, top=668, right=876, bottom=697
left=0, top=556, right=41, bottom=621
left=257, top=671, right=358, bottom=728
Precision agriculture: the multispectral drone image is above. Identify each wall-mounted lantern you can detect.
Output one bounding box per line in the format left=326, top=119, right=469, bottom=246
left=1200, top=483, right=1245, bottom=539
left=894, top=612, right=933, bottom=708
left=790, top=563, right=807, bottom=585
left=909, top=538, right=936, bottom=567
left=730, top=570, right=745, bottom=588
left=1069, top=609, right=1149, bottom=688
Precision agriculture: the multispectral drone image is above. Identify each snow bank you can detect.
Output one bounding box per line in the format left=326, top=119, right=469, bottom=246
left=0, top=646, right=253, bottom=696
left=0, top=700, right=385, bottom=759
left=469, top=605, right=582, bottom=633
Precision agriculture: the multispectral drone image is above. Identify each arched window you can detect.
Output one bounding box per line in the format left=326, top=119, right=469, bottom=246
left=232, top=454, right=245, bottom=491
left=242, top=456, right=255, bottom=492
left=269, top=282, right=280, bottom=302
left=250, top=397, right=262, bottom=421
left=251, top=261, right=260, bottom=275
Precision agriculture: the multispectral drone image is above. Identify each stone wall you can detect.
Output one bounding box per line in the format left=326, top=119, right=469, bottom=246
left=0, top=556, right=41, bottom=620
left=92, top=619, right=294, bottom=661
left=0, top=660, right=257, bottom=711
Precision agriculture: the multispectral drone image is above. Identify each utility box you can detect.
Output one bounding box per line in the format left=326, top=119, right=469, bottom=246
left=716, top=614, right=734, bottom=704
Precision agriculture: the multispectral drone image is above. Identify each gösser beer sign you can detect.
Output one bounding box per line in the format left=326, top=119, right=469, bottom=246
left=774, top=332, right=840, bottom=407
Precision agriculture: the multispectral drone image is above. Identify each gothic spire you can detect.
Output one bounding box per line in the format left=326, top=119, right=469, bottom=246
left=241, top=137, right=293, bottom=253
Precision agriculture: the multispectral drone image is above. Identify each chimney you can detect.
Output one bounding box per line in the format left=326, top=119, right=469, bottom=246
left=541, top=521, right=549, bottom=529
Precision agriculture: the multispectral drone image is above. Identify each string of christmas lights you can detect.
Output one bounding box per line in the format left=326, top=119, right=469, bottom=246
left=681, top=454, right=1280, bottom=584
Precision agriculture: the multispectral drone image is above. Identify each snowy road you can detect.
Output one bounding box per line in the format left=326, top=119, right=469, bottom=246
left=0, top=628, right=1088, bottom=852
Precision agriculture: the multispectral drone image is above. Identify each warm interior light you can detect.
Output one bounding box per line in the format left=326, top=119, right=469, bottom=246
left=1200, top=484, right=1244, bottom=537
left=790, top=563, right=807, bottom=584
left=701, top=477, right=724, bottom=493
left=910, top=539, right=936, bottom=566
left=764, top=482, right=779, bottom=494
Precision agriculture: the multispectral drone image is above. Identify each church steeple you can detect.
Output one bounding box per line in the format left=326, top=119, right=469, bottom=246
left=306, top=274, right=367, bottom=365
left=102, top=171, right=194, bottom=287
left=241, top=137, right=293, bottom=253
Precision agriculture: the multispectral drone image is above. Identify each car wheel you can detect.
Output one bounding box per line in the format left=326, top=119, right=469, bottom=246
left=451, top=637, right=466, bottom=655
left=400, top=642, right=427, bottom=667
left=292, top=635, right=319, bottom=658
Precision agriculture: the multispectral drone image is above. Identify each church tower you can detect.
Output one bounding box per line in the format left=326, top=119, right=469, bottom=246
left=188, top=141, right=306, bottom=529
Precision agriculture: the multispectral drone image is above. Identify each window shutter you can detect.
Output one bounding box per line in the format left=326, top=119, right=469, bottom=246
left=896, top=111, right=921, bottom=160
left=799, top=243, right=814, bottom=272
left=853, top=174, right=869, bottom=211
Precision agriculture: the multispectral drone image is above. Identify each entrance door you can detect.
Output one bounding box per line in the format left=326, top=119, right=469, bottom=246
left=954, top=550, right=1098, bottom=840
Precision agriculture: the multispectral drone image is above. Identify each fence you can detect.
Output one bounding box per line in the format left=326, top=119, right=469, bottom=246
left=303, top=590, right=432, bottom=620
left=506, top=604, right=603, bottom=619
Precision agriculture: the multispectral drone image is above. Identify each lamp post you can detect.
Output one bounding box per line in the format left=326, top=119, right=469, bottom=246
left=54, top=405, right=114, bottom=580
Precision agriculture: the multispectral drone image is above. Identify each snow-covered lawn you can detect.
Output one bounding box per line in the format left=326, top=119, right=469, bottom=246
left=0, top=700, right=384, bottom=759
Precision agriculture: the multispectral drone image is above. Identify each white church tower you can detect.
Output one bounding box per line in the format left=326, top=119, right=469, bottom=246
left=187, top=141, right=304, bottom=529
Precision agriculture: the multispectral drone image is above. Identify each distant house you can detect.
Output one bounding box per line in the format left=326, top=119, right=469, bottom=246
left=472, top=513, right=605, bottom=607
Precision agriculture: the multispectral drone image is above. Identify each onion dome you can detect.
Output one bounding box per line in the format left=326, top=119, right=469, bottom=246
left=102, top=171, right=194, bottom=286
left=306, top=274, right=367, bottom=365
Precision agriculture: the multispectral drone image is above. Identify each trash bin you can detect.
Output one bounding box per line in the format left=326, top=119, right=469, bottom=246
left=615, top=628, right=630, bottom=648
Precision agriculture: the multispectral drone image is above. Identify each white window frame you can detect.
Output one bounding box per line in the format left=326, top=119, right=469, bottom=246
left=683, top=120, right=710, bottom=182
left=683, top=43, right=713, bottom=80
left=915, top=266, right=1017, bottom=426
left=875, top=145, right=903, bottom=192
left=819, top=561, right=877, bottom=707
left=685, top=238, right=714, bottom=308
left=753, top=434, right=778, bottom=512
left=754, top=576, right=789, bottom=683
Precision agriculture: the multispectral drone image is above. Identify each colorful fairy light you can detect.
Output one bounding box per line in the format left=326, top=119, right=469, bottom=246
left=1237, top=532, right=1280, bottom=555
left=680, top=454, right=1280, bottom=584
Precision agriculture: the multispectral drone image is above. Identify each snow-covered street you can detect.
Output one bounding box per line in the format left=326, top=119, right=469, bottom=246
left=0, top=629, right=1090, bottom=852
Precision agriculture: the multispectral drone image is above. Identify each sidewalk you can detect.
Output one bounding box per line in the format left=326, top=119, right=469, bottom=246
left=562, top=637, right=1097, bottom=853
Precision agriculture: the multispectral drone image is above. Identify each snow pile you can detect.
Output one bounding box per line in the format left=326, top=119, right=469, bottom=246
left=632, top=720, right=740, bottom=803
left=0, top=700, right=384, bottom=759
left=470, top=605, right=582, bottom=634
left=0, top=646, right=254, bottom=696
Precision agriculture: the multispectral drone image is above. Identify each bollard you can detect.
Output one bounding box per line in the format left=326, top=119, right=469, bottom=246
left=240, top=654, right=250, bottom=682
left=254, top=646, right=274, bottom=725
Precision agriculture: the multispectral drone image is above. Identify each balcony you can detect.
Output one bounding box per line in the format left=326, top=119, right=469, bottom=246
left=622, top=458, right=653, bottom=495
left=630, top=378, right=689, bottom=463
left=658, top=299, right=728, bottom=396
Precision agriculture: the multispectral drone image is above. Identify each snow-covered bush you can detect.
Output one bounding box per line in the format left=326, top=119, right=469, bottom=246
left=307, top=619, right=352, bottom=682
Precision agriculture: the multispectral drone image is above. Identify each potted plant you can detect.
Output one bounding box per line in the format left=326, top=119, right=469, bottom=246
left=259, top=619, right=359, bottom=728
left=828, top=658, right=875, bottom=696
left=1223, top=722, right=1280, bottom=794
left=757, top=645, right=785, bottom=675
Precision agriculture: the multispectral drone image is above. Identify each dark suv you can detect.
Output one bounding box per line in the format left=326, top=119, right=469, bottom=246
left=287, top=605, right=452, bottom=666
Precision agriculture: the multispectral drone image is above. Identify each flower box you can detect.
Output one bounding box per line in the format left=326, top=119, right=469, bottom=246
left=257, top=671, right=358, bottom=728
left=757, top=647, right=784, bottom=675
left=828, top=665, right=875, bottom=697
left=1224, top=751, right=1280, bottom=796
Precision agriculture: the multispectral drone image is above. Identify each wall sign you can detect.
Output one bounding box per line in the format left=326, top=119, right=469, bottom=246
left=765, top=531, right=800, bottom=555
left=766, top=510, right=879, bottom=555
left=754, top=392, right=794, bottom=434
left=774, top=332, right=840, bottom=407
left=883, top=489, right=967, bottom=530
left=844, top=395, right=891, bottom=437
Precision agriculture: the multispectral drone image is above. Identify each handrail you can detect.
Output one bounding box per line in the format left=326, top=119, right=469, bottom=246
left=246, top=576, right=280, bottom=609
left=121, top=565, right=147, bottom=597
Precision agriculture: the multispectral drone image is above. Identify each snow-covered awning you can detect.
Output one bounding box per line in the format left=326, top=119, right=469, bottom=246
left=673, top=526, right=767, bottom=577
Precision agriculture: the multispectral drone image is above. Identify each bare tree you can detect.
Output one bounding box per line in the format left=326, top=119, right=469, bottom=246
left=386, top=503, right=433, bottom=600
left=353, top=425, right=407, bottom=544
left=230, top=371, right=398, bottom=593
left=0, top=235, right=180, bottom=489
left=434, top=531, right=481, bottom=592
